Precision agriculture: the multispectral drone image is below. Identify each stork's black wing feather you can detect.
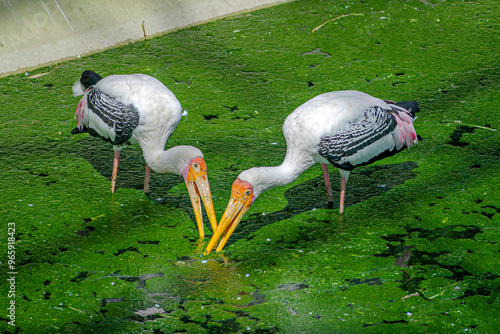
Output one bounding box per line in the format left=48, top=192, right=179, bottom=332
left=318, top=106, right=398, bottom=170
left=86, top=88, right=140, bottom=145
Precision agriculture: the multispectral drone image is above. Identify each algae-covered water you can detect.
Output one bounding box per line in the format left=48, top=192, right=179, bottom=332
left=1, top=0, right=499, bottom=333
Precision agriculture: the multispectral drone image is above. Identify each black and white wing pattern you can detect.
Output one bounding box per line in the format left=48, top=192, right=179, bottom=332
left=72, top=88, right=140, bottom=146
left=318, top=106, right=409, bottom=170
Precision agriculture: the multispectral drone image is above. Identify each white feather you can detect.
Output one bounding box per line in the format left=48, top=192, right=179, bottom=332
left=72, top=80, right=85, bottom=97
left=238, top=90, right=419, bottom=199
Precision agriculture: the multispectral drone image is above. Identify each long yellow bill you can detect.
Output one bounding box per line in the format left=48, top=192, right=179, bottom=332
left=205, top=178, right=254, bottom=254
left=184, top=157, right=218, bottom=239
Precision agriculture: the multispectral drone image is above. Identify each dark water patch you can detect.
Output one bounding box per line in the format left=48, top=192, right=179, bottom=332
left=447, top=125, right=476, bottom=147
left=172, top=77, right=191, bottom=84
left=457, top=286, right=496, bottom=299
left=229, top=162, right=418, bottom=246
left=378, top=225, right=483, bottom=248
left=176, top=255, right=192, bottom=262
left=100, top=297, right=124, bottom=316
left=129, top=312, right=165, bottom=323
left=224, top=105, right=239, bottom=112
left=138, top=272, right=164, bottom=289
left=77, top=230, right=91, bottom=237
left=184, top=235, right=197, bottom=243
left=210, top=318, right=240, bottom=333
left=395, top=246, right=415, bottom=268
left=101, top=271, right=164, bottom=288
left=137, top=240, right=160, bottom=245
left=481, top=211, right=495, bottom=219
left=245, top=290, right=267, bottom=308
left=363, top=319, right=407, bottom=327
left=232, top=113, right=255, bottom=121
left=179, top=315, right=200, bottom=324
left=253, top=327, right=279, bottom=333
left=19, top=257, right=34, bottom=266
left=377, top=225, right=485, bottom=287
left=410, top=225, right=482, bottom=241
left=113, top=246, right=140, bottom=256
left=392, top=81, right=406, bottom=86
left=121, top=276, right=141, bottom=283
left=347, top=278, right=382, bottom=286
left=480, top=205, right=499, bottom=219
left=43, top=280, right=51, bottom=286
left=224, top=164, right=241, bottom=172
left=410, top=249, right=472, bottom=281
left=71, top=271, right=91, bottom=283
left=277, top=283, right=309, bottom=291
left=202, top=114, right=219, bottom=121
left=307, top=81, right=314, bottom=87
left=43, top=292, right=52, bottom=300
left=399, top=271, right=425, bottom=292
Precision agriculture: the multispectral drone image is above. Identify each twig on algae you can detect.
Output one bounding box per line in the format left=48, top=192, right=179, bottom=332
left=312, top=11, right=385, bottom=33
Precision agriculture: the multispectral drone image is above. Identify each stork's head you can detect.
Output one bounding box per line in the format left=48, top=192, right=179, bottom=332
left=204, top=177, right=255, bottom=254
left=182, top=156, right=218, bottom=239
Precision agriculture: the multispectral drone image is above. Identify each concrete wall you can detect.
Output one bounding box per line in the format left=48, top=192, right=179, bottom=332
left=0, top=0, right=288, bottom=77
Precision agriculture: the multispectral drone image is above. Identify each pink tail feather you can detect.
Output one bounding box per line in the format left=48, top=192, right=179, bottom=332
left=391, top=109, right=418, bottom=149
left=74, top=88, right=92, bottom=130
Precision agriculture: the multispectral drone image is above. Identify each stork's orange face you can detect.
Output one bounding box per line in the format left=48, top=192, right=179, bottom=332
left=183, top=157, right=218, bottom=239
left=204, top=178, right=254, bottom=254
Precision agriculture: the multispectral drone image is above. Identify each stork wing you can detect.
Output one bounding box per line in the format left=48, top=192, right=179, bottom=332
left=84, top=88, right=140, bottom=145
left=318, top=106, right=400, bottom=170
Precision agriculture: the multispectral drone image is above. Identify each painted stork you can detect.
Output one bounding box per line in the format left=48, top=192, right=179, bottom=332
left=71, top=70, right=218, bottom=238
left=205, top=90, right=420, bottom=254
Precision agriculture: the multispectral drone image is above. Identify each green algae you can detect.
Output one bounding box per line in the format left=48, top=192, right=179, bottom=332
left=1, top=0, right=499, bottom=333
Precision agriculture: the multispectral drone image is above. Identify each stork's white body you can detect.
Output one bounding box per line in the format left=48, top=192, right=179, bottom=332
left=238, top=90, right=419, bottom=209
left=72, top=71, right=218, bottom=238
left=283, top=91, right=391, bottom=165
left=74, top=74, right=187, bottom=173
left=204, top=90, right=420, bottom=254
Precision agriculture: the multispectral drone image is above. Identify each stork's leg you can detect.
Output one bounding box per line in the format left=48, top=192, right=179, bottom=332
left=144, top=164, right=151, bottom=193
left=339, top=169, right=350, bottom=214
left=321, top=163, right=333, bottom=203
left=111, top=150, right=121, bottom=193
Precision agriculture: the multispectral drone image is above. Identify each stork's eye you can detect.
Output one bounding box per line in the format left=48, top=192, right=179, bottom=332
left=193, top=163, right=199, bottom=169
left=244, top=190, right=251, bottom=196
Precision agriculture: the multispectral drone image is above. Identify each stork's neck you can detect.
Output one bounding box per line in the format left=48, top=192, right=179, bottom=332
left=239, top=150, right=315, bottom=198
left=141, top=145, right=202, bottom=176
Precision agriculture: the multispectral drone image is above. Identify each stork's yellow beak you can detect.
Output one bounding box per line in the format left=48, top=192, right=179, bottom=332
left=205, top=178, right=254, bottom=254
left=184, top=157, right=218, bottom=239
